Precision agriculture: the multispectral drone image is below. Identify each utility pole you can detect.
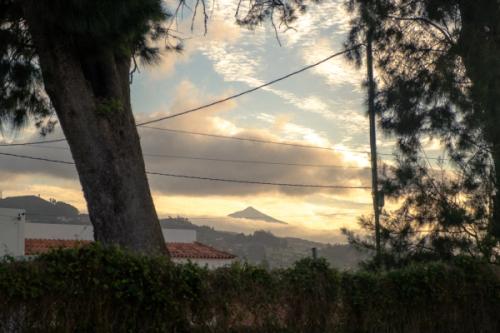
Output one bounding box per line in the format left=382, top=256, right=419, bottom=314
left=311, top=247, right=318, bottom=259
left=366, top=17, right=382, bottom=263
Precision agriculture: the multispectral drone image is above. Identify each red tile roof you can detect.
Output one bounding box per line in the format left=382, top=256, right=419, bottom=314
left=25, top=239, right=91, bottom=255
left=25, top=239, right=236, bottom=260
left=167, top=242, right=236, bottom=260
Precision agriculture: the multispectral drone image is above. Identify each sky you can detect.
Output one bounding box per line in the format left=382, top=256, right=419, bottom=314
left=0, top=1, right=444, bottom=243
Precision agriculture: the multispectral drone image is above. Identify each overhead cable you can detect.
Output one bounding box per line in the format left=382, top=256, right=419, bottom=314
left=15, top=143, right=370, bottom=169
left=0, top=151, right=370, bottom=189
left=136, top=45, right=364, bottom=125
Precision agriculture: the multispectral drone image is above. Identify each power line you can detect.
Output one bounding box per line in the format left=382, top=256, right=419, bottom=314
left=0, top=151, right=74, bottom=165
left=0, top=126, right=382, bottom=156
left=144, top=153, right=370, bottom=169
left=0, top=130, right=450, bottom=163
left=140, top=125, right=379, bottom=154
left=1, top=47, right=360, bottom=148
left=0, top=46, right=381, bottom=157
left=0, top=151, right=370, bottom=189
left=15, top=143, right=370, bottom=169
left=0, top=138, right=66, bottom=146
left=146, top=171, right=368, bottom=189
left=136, top=45, right=363, bottom=126
left=140, top=126, right=451, bottom=160
left=0, top=42, right=443, bottom=162
left=0, top=129, right=449, bottom=162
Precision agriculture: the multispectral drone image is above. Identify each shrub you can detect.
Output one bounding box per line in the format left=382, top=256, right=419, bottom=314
left=0, top=244, right=498, bottom=332
left=340, top=258, right=500, bottom=333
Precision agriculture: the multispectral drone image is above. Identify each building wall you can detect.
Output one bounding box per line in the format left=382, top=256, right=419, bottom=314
left=1, top=215, right=233, bottom=267
left=172, top=258, right=235, bottom=269
left=25, top=223, right=93, bottom=240
left=24, top=223, right=196, bottom=243
left=0, top=208, right=26, bottom=256
left=162, top=229, right=196, bottom=243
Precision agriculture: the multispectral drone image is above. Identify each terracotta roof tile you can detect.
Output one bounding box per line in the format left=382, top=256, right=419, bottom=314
left=167, top=242, right=236, bottom=260
left=25, top=239, right=91, bottom=255
left=25, top=239, right=236, bottom=260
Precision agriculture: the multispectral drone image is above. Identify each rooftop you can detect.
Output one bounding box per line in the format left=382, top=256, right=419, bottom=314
left=167, top=242, right=236, bottom=260
left=25, top=239, right=236, bottom=260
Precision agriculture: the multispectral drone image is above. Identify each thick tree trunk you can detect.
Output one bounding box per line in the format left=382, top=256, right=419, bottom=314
left=458, top=0, right=500, bottom=238
left=491, top=148, right=500, bottom=237
left=24, top=5, right=167, bottom=255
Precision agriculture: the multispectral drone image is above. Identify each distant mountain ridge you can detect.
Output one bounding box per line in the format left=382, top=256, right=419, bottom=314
left=161, top=217, right=366, bottom=269
left=0, top=195, right=365, bottom=268
left=0, top=195, right=79, bottom=217
left=228, top=206, right=287, bottom=224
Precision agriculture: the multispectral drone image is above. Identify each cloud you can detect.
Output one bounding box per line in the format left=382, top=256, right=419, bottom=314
left=189, top=216, right=348, bottom=244
left=193, top=4, right=364, bottom=127
left=302, top=38, right=364, bottom=89
left=0, top=1, right=373, bottom=241
left=145, top=48, right=192, bottom=79
left=278, top=1, right=351, bottom=46
left=146, top=1, right=244, bottom=78
left=135, top=81, right=371, bottom=197
left=0, top=132, right=78, bottom=181
left=201, top=41, right=342, bottom=120
left=154, top=192, right=369, bottom=243
left=148, top=0, right=365, bottom=131
left=0, top=79, right=370, bottom=199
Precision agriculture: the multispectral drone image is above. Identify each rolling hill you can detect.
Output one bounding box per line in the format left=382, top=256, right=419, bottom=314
left=161, top=217, right=366, bottom=269
left=0, top=195, right=79, bottom=218
left=0, top=195, right=366, bottom=269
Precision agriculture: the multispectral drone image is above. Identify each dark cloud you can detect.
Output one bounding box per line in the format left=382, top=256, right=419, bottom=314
left=189, top=216, right=348, bottom=244
left=0, top=81, right=371, bottom=198
left=140, top=125, right=371, bottom=196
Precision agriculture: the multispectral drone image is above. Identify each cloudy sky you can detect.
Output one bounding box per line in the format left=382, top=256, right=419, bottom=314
left=0, top=1, right=443, bottom=243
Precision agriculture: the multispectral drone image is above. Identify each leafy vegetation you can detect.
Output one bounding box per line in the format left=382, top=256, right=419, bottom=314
left=342, top=0, right=500, bottom=267
left=0, top=244, right=497, bottom=332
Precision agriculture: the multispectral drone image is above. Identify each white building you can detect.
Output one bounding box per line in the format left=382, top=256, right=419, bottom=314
left=0, top=208, right=236, bottom=269
left=0, top=208, right=26, bottom=257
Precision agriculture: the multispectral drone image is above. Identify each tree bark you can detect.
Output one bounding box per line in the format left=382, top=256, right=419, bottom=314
left=23, top=4, right=167, bottom=255
left=458, top=0, right=500, bottom=238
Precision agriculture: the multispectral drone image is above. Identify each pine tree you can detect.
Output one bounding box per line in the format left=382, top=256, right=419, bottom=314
left=342, top=0, right=500, bottom=254
left=237, top=0, right=500, bottom=263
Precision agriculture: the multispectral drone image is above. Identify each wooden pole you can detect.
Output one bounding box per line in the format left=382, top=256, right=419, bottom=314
left=366, top=27, right=382, bottom=263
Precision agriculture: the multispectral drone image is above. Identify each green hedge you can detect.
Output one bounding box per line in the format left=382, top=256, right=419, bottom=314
left=0, top=244, right=498, bottom=332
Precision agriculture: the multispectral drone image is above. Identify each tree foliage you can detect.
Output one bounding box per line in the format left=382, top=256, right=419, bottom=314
left=342, top=0, right=500, bottom=266
left=0, top=0, right=194, bottom=253
left=236, top=0, right=319, bottom=27
left=0, top=0, right=51, bottom=132
left=0, top=0, right=175, bottom=133
left=236, top=0, right=500, bottom=265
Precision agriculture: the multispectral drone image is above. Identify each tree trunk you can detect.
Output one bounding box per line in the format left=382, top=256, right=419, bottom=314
left=24, top=4, right=167, bottom=255
left=458, top=0, right=500, bottom=238
left=490, top=148, right=500, bottom=237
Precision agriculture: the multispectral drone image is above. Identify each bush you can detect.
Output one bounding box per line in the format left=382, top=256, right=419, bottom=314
left=0, top=244, right=498, bottom=332
left=340, top=258, right=500, bottom=333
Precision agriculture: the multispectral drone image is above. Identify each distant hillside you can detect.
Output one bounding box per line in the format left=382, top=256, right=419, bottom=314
left=0, top=196, right=78, bottom=216
left=228, top=206, right=287, bottom=224
left=1, top=195, right=366, bottom=268
left=0, top=195, right=86, bottom=223
left=161, top=217, right=366, bottom=269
